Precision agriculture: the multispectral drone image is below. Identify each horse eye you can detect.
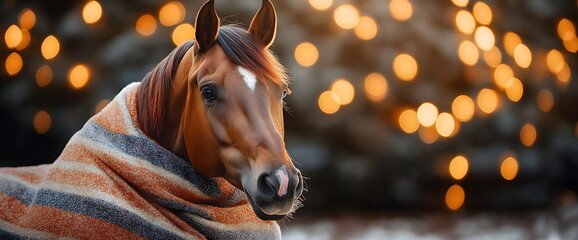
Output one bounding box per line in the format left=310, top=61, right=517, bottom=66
left=282, top=89, right=288, bottom=99
left=200, top=86, right=217, bottom=104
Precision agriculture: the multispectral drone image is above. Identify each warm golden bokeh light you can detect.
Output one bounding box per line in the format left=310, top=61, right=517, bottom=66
left=493, top=64, right=514, bottom=89
left=474, top=26, right=495, bottom=51
left=5, top=25, right=22, bottom=49
left=446, top=184, right=465, bottom=210
left=451, top=0, right=469, bottom=7
left=513, top=44, right=532, bottom=68
left=503, top=32, right=521, bottom=57
left=172, top=23, right=194, bottom=46
left=82, top=1, right=102, bottom=24
left=136, top=14, right=157, bottom=36
left=419, top=126, right=439, bottom=144
left=472, top=1, right=492, bottom=25
left=331, top=79, right=355, bottom=105
left=16, top=28, right=30, bottom=51
left=318, top=91, right=341, bottom=114
left=500, top=156, right=518, bottom=180
left=483, top=46, right=502, bottom=68
left=5, top=52, right=23, bottom=76
left=537, top=89, right=554, bottom=112
left=449, top=155, right=469, bottom=180
left=455, top=10, right=476, bottom=35
left=95, top=99, right=111, bottom=114
left=417, top=102, right=438, bottom=127
left=19, top=9, right=36, bottom=30
left=390, top=0, right=413, bottom=22
left=41, top=35, right=60, bottom=60
left=436, top=112, right=456, bottom=137
left=557, top=18, right=576, bottom=41
left=546, top=49, right=565, bottom=74
left=520, top=123, right=537, bottom=147
left=452, top=95, right=475, bottom=122
left=33, top=111, right=52, bottom=134
left=505, top=78, right=523, bottom=102
left=458, top=40, right=479, bottom=66
left=477, top=88, right=499, bottom=114
left=159, top=1, right=186, bottom=27
left=364, top=73, right=388, bottom=102
left=36, top=65, right=53, bottom=87
left=334, top=4, right=359, bottom=29
left=294, top=42, right=319, bottom=67
left=68, top=64, right=90, bottom=89
left=563, top=37, right=578, bottom=53
left=393, top=53, right=418, bottom=81
left=309, top=0, right=333, bottom=11
left=354, top=16, right=378, bottom=40
left=398, top=109, right=419, bottom=133
left=556, top=63, right=571, bottom=84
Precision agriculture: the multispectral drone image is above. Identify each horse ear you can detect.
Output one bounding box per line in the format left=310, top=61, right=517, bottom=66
left=194, top=0, right=220, bottom=53
left=248, top=0, right=277, bottom=48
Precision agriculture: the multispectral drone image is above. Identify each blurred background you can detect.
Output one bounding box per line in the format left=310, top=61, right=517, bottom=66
left=1, top=0, right=578, bottom=238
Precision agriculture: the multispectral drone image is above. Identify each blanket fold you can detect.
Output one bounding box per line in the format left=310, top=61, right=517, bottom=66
left=0, top=82, right=280, bottom=240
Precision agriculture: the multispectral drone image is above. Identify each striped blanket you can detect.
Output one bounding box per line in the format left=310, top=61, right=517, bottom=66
left=0, top=83, right=280, bottom=239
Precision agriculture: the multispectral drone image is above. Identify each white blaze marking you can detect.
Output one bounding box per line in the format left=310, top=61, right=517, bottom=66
left=276, top=167, right=289, bottom=197
left=237, top=66, right=257, bottom=91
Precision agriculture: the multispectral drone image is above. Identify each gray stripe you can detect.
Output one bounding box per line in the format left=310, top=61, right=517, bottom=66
left=0, top=176, right=36, bottom=205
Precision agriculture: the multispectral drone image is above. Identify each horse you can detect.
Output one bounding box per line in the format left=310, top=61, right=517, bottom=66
left=0, top=0, right=303, bottom=239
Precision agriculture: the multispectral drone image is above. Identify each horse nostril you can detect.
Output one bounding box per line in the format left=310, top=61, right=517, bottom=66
left=295, top=172, right=304, bottom=197
left=257, top=173, right=277, bottom=200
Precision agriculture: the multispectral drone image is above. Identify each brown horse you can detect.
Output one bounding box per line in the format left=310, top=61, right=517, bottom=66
left=137, top=0, right=303, bottom=221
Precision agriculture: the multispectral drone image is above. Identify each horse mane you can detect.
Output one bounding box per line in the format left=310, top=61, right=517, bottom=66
left=137, top=25, right=287, bottom=140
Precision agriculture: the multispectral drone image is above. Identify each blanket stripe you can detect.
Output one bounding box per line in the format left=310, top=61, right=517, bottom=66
left=0, top=82, right=280, bottom=239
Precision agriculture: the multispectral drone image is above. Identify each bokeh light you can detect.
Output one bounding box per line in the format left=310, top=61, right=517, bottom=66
left=500, top=156, right=518, bottom=180
left=417, top=102, right=438, bottom=127
left=354, top=16, right=378, bottom=40
left=483, top=46, right=502, bottom=68
left=82, top=1, right=102, bottom=24
left=557, top=18, right=576, bottom=41
left=493, top=64, right=514, bottom=89
left=520, top=123, right=537, bottom=147
left=472, top=1, right=492, bottom=25
left=513, top=44, right=532, bottom=68
left=136, top=14, right=157, bottom=36
left=33, top=110, right=51, bottom=134
left=451, top=0, right=469, bottom=7
left=363, top=73, right=388, bottom=102
left=159, top=1, right=186, bottom=27
left=398, top=109, right=419, bottom=133
left=19, top=9, right=36, bottom=30
left=309, top=0, right=333, bottom=11
left=546, top=49, right=565, bottom=74
left=5, top=52, right=23, bottom=76
left=452, top=95, right=475, bottom=122
left=16, top=29, right=30, bottom=51
left=455, top=10, right=476, bottom=35
left=436, top=112, right=456, bottom=137
left=41, top=35, right=60, bottom=60
left=563, top=37, right=578, bottom=53
left=390, top=0, right=413, bottom=22
left=68, top=64, right=90, bottom=89
left=458, top=40, right=479, bottom=66
left=474, top=26, right=495, bottom=51
left=555, top=63, right=571, bottom=84
left=331, top=79, right=355, bottom=105
left=172, top=23, right=194, bottom=46
left=449, top=155, right=469, bottom=180
left=393, top=53, right=418, bottom=81
left=318, top=91, right=341, bottom=114
left=477, top=88, right=499, bottom=114
left=419, top=125, right=439, bottom=144
left=36, top=65, right=53, bottom=87
left=537, top=89, right=554, bottom=112
left=505, top=78, right=523, bottom=102
left=334, top=5, right=359, bottom=29
left=5, top=25, right=22, bottom=49
left=446, top=184, right=465, bottom=210
left=294, top=42, right=319, bottom=67
left=503, top=32, right=521, bottom=57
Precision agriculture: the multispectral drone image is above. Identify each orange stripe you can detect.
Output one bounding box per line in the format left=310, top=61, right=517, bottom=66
left=0, top=193, right=144, bottom=239
left=0, top=165, right=51, bottom=184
